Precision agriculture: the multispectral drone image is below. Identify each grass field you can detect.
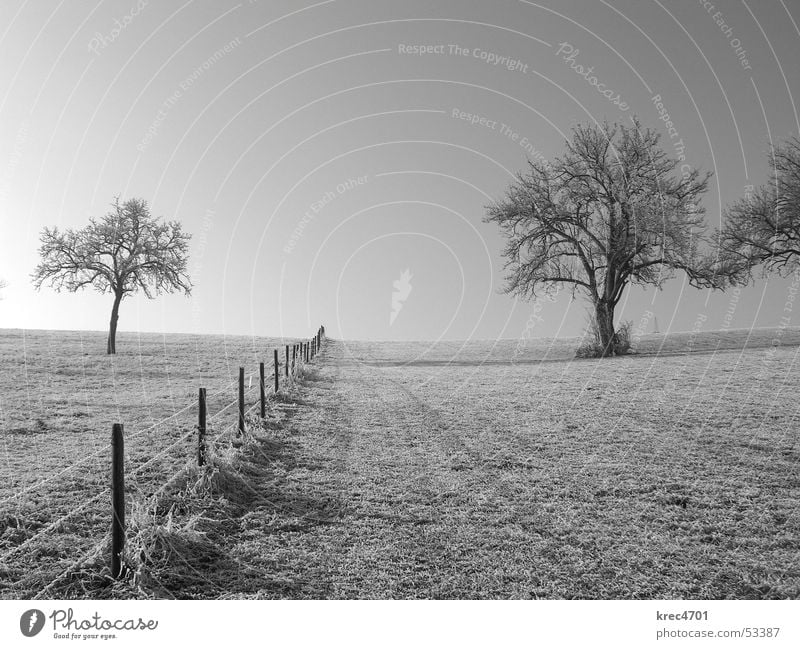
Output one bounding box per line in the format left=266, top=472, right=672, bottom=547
left=0, top=329, right=303, bottom=598
left=1, top=327, right=798, bottom=599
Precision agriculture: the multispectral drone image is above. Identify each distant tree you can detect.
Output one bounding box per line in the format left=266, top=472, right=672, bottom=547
left=32, top=198, right=192, bottom=354
left=486, top=119, right=723, bottom=357
left=718, top=137, right=800, bottom=277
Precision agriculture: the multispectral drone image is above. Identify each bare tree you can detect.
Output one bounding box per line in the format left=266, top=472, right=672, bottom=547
left=718, top=137, right=800, bottom=277
left=32, top=198, right=192, bottom=354
left=486, top=119, right=722, bottom=356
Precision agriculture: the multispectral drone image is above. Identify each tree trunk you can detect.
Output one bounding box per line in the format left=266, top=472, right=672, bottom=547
left=594, top=300, right=616, bottom=357
left=107, top=292, right=123, bottom=355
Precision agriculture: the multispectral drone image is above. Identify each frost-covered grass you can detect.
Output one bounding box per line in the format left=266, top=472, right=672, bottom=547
left=0, top=328, right=304, bottom=598
left=1, top=328, right=798, bottom=598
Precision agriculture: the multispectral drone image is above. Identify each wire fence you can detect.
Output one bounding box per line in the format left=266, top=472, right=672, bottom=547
left=0, top=378, right=241, bottom=511
left=0, top=326, right=326, bottom=598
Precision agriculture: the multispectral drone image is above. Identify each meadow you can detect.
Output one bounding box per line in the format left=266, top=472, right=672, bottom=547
left=0, top=329, right=302, bottom=598
left=0, top=327, right=798, bottom=598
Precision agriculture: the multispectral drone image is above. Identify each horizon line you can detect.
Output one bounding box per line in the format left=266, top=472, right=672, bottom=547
left=1, top=324, right=798, bottom=343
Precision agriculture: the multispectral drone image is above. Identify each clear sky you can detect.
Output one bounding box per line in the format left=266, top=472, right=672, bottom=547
left=0, top=0, right=798, bottom=341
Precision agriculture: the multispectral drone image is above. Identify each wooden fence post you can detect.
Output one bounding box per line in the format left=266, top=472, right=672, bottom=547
left=274, top=349, right=279, bottom=393
left=198, top=388, right=207, bottom=466
left=259, top=362, right=266, bottom=419
left=111, top=423, right=125, bottom=579
left=292, top=344, right=297, bottom=374
left=285, top=345, right=289, bottom=377
left=238, top=367, right=245, bottom=435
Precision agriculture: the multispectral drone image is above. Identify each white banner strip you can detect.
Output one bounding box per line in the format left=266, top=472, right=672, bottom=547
left=1, top=600, right=798, bottom=648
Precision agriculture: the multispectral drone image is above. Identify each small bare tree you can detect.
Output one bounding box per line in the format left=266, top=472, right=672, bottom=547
left=486, top=119, right=722, bottom=356
left=32, top=198, right=192, bottom=354
left=719, top=137, right=800, bottom=277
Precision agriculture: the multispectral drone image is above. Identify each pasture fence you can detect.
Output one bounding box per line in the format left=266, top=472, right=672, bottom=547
left=1, top=325, right=327, bottom=597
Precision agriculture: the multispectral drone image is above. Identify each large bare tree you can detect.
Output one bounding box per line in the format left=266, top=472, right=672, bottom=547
left=486, top=119, right=721, bottom=356
left=32, top=198, right=192, bottom=354
left=718, top=137, right=800, bottom=277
